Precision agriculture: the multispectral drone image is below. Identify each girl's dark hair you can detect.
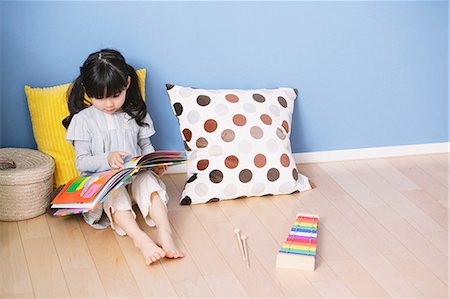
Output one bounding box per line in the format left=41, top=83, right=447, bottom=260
left=62, top=49, right=147, bottom=128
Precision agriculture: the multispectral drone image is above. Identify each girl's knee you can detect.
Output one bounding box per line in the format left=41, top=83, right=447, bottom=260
left=138, top=170, right=159, bottom=184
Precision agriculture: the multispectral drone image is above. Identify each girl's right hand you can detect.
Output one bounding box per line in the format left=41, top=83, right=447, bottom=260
left=108, top=151, right=129, bottom=170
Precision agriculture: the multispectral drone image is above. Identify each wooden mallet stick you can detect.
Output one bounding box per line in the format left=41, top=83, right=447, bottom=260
left=241, top=234, right=250, bottom=268
left=234, top=228, right=245, bottom=261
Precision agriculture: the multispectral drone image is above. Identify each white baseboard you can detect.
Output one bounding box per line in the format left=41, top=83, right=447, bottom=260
left=293, top=142, right=449, bottom=164
left=166, top=142, right=449, bottom=174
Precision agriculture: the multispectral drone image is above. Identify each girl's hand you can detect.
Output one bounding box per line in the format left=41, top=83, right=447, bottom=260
left=108, top=151, right=128, bottom=170
left=152, top=165, right=167, bottom=177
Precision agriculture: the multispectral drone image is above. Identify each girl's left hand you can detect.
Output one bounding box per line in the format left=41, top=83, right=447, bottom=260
left=152, top=165, right=167, bottom=177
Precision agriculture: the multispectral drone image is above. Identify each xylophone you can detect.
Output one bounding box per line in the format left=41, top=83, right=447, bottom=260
left=276, top=213, right=319, bottom=271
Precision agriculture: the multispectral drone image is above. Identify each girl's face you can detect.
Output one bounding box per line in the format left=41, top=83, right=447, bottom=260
left=91, top=89, right=127, bottom=114
left=90, top=76, right=130, bottom=114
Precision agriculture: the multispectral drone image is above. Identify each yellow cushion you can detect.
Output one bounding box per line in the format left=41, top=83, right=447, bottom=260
left=25, top=69, right=146, bottom=187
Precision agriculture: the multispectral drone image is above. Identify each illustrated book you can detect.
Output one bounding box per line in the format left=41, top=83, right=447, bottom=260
left=50, top=150, right=186, bottom=216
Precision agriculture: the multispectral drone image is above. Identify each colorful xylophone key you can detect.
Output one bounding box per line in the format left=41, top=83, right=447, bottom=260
left=276, top=213, right=320, bottom=271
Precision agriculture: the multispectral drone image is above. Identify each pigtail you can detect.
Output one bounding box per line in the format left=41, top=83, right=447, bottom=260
left=62, top=75, right=89, bottom=129
left=122, top=64, right=148, bottom=127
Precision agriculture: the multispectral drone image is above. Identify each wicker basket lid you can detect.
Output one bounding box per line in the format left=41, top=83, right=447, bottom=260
left=0, top=148, right=55, bottom=185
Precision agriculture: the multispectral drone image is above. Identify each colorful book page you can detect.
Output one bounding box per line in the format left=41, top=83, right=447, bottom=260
left=51, top=170, right=120, bottom=205
left=66, top=176, right=88, bottom=192
left=82, top=183, right=101, bottom=198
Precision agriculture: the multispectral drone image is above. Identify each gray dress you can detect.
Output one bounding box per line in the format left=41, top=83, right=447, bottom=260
left=66, top=107, right=169, bottom=232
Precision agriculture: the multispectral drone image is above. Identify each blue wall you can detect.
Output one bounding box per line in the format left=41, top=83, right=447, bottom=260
left=1, top=1, right=448, bottom=152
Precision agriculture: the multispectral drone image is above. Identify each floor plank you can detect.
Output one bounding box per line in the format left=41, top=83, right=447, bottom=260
left=317, top=162, right=386, bottom=209
left=387, top=157, right=447, bottom=205
left=114, top=211, right=179, bottom=299
left=326, top=258, right=391, bottom=298
left=17, top=216, right=71, bottom=298
left=367, top=206, right=447, bottom=284
left=384, top=250, right=448, bottom=298
left=430, top=153, right=449, bottom=169
left=169, top=209, right=250, bottom=298
left=142, top=219, right=215, bottom=299
left=356, top=255, right=424, bottom=298
left=78, top=217, right=143, bottom=298
left=410, top=155, right=448, bottom=189
left=46, top=214, right=107, bottom=298
left=343, top=160, right=445, bottom=252
left=302, top=164, right=408, bottom=256
left=401, top=190, right=447, bottom=231
left=0, top=222, right=34, bottom=298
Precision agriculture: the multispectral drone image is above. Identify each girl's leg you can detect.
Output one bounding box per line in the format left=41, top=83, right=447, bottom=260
left=112, top=210, right=166, bottom=265
left=149, top=191, right=183, bottom=259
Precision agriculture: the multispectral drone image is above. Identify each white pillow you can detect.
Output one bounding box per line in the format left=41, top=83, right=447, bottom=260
left=166, top=84, right=312, bottom=204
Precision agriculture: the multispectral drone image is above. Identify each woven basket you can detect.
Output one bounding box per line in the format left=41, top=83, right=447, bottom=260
left=0, top=148, right=55, bottom=221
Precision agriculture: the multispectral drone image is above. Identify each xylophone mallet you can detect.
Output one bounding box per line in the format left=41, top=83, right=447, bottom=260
left=234, top=228, right=246, bottom=261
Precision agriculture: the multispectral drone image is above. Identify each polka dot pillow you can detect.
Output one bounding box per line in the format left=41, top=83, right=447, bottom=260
left=166, top=84, right=312, bottom=205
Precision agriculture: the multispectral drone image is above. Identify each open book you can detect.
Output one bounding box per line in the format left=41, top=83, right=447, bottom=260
left=50, top=151, right=186, bottom=216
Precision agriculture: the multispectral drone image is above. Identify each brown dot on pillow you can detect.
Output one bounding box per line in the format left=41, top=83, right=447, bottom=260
left=267, top=168, right=280, bottom=181
left=280, top=154, right=290, bottom=167
left=187, top=173, right=197, bottom=183
left=233, top=114, right=247, bottom=126
left=252, top=93, right=266, bottom=103
left=204, top=119, right=218, bottom=132
left=254, top=154, right=267, bottom=168
left=209, top=170, right=224, bottom=183
left=173, top=102, right=183, bottom=116
left=207, top=198, right=220, bottom=203
left=165, top=84, right=174, bottom=90
left=276, top=128, right=286, bottom=140
left=182, top=128, right=192, bottom=142
left=183, top=141, right=191, bottom=151
left=292, top=168, right=299, bottom=180
left=260, top=114, right=272, bottom=125
left=180, top=196, right=192, bottom=205
left=278, top=96, right=288, bottom=108
left=221, top=129, right=235, bottom=142
left=250, top=126, right=264, bottom=139
left=197, top=95, right=211, bottom=106
left=282, top=120, right=289, bottom=133
left=196, top=137, right=208, bottom=148
left=225, top=94, right=239, bottom=103
left=225, top=155, right=239, bottom=169
left=239, top=169, right=253, bottom=183
left=197, top=159, right=209, bottom=171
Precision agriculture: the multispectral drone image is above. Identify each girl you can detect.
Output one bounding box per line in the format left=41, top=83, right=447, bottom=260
left=63, top=49, right=183, bottom=265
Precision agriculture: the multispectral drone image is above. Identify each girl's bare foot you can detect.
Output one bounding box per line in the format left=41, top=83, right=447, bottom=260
left=135, top=234, right=166, bottom=265
left=157, top=229, right=184, bottom=259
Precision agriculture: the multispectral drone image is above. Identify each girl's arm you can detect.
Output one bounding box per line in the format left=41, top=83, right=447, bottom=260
left=74, top=140, right=111, bottom=173
left=137, top=114, right=156, bottom=155
left=138, top=137, right=155, bottom=156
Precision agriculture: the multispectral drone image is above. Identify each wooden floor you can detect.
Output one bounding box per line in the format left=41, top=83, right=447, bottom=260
left=1, top=154, right=448, bottom=299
